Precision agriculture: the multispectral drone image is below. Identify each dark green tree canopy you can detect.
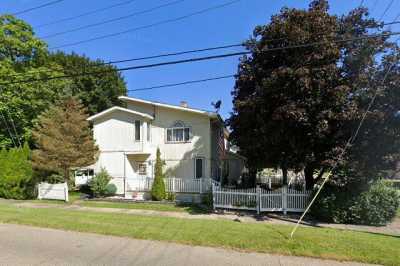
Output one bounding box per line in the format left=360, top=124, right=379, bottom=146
left=228, top=0, right=400, bottom=188
left=0, top=15, right=127, bottom=148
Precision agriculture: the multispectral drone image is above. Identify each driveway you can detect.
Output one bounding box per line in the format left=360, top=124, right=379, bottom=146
left=0, top=224, right=372, bottom=266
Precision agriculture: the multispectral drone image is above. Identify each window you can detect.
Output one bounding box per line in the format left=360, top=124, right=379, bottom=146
left=147, top=122, right=151, bottom=142
left=195, top=157, right=204, bottom=179
left=138, top=163, right=147, bottom=176
left=166, top=121, right=191, bottom=143
left=134, top=120, right=141, bottom=141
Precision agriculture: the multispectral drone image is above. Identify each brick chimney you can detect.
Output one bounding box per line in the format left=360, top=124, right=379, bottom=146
left=180, top=101, right=188, bottom=108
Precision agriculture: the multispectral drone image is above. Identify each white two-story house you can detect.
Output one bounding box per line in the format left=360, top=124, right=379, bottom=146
left=85, top=96, right=245, bottom=197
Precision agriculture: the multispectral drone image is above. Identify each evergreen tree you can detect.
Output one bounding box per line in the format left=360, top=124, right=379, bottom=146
left=32, top=96, right=99, bottom=181
left=151, top=148, right=166, bottom=201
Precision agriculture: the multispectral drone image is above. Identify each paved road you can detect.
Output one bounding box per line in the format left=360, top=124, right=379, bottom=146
left=0, top=224, right=372, bottom=266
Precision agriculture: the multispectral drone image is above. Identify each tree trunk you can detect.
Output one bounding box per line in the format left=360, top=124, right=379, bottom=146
left=304, top=165, right=315, bottom=190
left=282, top=167, right=288, bottom=185
left=63, top=167, right=69, bottom=183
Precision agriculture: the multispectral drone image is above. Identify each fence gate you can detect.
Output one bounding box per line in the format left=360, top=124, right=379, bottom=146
left=212, top=184, right=311, bottom=214
left=38, top=182, right=69, bottom=202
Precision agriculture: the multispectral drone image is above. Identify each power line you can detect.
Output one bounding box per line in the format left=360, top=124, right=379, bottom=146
left=34, top=0, right=137, bottom=29
left=379, top=0, right=395, bottom=21
left=7, top=43, right=244, bottom=79
left=291, top=35, right=400, bottom=238
left=0, top=110, right=16, bottom=147
left=128, top=74, right=235, bottom=92
left=50, top=0, right=242, bottom=49
left=4, top=31, right=400, bottom=85
left=11, top=0, right=64, bottom=16
left=40, top=0, right=185, bottom=39
left=1, top=52, right=250, bottom=86
left=0, top=87, right=21, bottom=147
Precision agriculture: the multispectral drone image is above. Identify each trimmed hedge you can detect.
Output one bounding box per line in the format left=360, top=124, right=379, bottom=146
left=311, top=180, right=400, bottom=225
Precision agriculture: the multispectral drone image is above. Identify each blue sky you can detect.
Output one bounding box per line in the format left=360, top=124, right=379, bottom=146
left=2, top=0, right=400, bottom=119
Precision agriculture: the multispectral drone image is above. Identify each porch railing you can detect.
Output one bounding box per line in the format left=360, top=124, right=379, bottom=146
left=126, top=177, right=214, bottom=194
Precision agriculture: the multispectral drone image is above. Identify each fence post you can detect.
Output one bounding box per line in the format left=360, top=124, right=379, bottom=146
left=212, top=183, right=216, bottom=210
left=269, top=178, right=271, bottom=189
left=256, top=185, right=261, bottom=215
left=64, top=183, right=69, bottom=202
left=282, top=185, right=287, bottom=215
left=38, top=183, right=42, bottom=200
left=200, top=178, right=203, bottom=194
left=172, top=177, right=175, bottom=192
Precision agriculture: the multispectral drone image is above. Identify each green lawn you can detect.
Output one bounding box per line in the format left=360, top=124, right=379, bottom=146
left=0, top=202, right=398, bottom=265
left=80, top=201, right=208, bottom=214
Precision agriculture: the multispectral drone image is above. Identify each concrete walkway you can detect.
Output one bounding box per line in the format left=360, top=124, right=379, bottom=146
left=0, top=224, right=374, bottom=266
left=9, top=199, right=400, bottom=236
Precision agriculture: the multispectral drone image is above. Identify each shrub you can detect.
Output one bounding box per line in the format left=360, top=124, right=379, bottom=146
left=151, top=148, right=166, bottom=201
left=89, top=168, right=111, bottom=197
left=46, top=173, right=64, bottom=184
left=0, top=144, right=33, bottom=199
left=311, top=180, right=400, bottom=225
left=105, top=183, right=117, bottom=196
left=202, top=191, right=213, bottom=208
left=165, top=192, right=176, bottom=201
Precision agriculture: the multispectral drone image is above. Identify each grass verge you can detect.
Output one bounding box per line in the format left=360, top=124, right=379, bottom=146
left=80, top=201, right=208, bottom=214
left=0, top=202, right=398, bottom=265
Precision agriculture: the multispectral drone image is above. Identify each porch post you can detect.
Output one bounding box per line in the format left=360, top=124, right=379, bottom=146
left=123, top=152, right=126, bottom=198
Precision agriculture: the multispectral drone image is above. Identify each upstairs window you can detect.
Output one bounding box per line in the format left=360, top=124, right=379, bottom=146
left=134, top=120, right=141, bottom=141
left=166, top=121, right=191, bottom=143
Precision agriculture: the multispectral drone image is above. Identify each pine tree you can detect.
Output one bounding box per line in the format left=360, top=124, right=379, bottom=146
left=32, top=96, right=99, bottom=181
left=151, top=148, right=166, bottom=201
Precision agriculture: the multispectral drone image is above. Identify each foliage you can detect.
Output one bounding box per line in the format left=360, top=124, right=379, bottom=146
left=46, top=173, right=64, bottom=184
left=88, top=168, right=111, bottom=197
left=0, top=15, right=126, bottom=149
left=105, top=183, right=117, bottom=196
left=201, top=191, right=213, bottom=208
left=48, top=52, right=126, bottom=116
left=311, top=180, right=400, bottom=225
left=165, top=192, right=176, bottom=201
left=151, top=148, right=166, bottom=201
left=0, top=143, right=33, bottom=199
left=31, top=96, right=99, bottom=181
left=228, top=0, right=400, bottom=189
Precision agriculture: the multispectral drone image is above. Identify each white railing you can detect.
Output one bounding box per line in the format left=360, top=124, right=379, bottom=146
left=38, top=182, right=69, bottom=202
left=212, top=184, right=311, bottom=214
left=125, top=177, right=213, bottom=193
left=213, top=186, right=258, bottom=211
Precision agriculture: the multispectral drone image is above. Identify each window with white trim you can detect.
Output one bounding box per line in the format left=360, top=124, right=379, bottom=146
left=147, top=122, right=151, bottom=142
left=166, top=121, right=191, bottom=143
left=134, top=120, right=141, bottom=141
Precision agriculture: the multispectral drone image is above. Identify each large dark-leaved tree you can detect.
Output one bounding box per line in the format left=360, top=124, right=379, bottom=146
left=228, top=0, right=400, bottom=189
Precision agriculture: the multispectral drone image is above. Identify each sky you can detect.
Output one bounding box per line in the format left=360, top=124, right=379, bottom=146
left=2, top=0, right=400, bottom=119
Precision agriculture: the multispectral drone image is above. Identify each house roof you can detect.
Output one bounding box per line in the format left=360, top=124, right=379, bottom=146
left=87, top=106, right=154, bottom=121
left=118, top=96, right=219, bottom=118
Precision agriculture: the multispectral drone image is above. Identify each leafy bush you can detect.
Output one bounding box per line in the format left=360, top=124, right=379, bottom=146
left=311, top=180, right=400, bottom=225
left=89, top=168, right=111, bottom=197
left=201, top=191, right=213, bottom=208
left=151, top=148, right=166, bottom=201
left=46, top=173, right=64, bottom=184
left=105, top=183, right=117, bottom=196
left=165, top=192, right=176, bottom=201
left=0, top=144, right=33, bottom=199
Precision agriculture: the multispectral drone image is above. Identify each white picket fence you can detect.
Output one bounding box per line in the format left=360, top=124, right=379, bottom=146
left=126, top=177, right=213, bottom=193
left=212, top=184, right=311, bottom=213
left=38, top=182, right=69, bottom=202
